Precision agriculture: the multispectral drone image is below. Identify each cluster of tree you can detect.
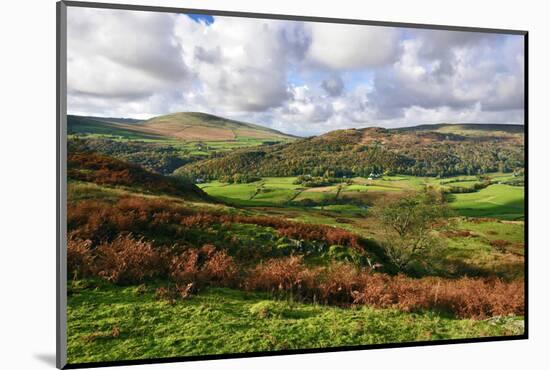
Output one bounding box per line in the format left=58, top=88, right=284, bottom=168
left=444, top=183, right=491, bottom=194
left=397, top=141, right=523, bottom=177
left=69, top=138, right=200, bottom=175
left=219, top=173, right=261, bottom=184
left=292, top=174, right=351, bottom=188
left=177, top=127, right=524, bottom=180
left=502, top=178, right=524, bottom=187
left=440, top=177, right=494, bottom=194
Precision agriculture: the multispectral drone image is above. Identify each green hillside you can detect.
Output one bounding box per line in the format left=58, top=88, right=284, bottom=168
left=177, top=123, right=524, bottom=180
left=68, top=148, right=208, bottom=201
left=395, top=123, right=524, bottom=138
left=68, top=112, right=296, bottom=142
left=140, top=112, right=296, bottom=141
left=67, top=115, right=161, bottom=140
left=67, top=113, right=296, bottom=175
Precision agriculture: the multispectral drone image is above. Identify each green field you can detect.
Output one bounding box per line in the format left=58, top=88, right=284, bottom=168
left=200, top=182, right=258, bottom=201
left=199, top=178, right=298, bottom=206
left=199, top=174, right=524, bottom=221
left=70, top=133, right=275, bottom=154
left=67, top=281, right=522, bottom=364
left=450, top=184, right=524, bottom=220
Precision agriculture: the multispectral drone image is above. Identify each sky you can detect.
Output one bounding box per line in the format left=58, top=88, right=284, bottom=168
left=66, top=7, right=525, bottom=137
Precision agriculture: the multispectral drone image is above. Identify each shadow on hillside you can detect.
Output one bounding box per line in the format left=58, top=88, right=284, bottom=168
left=449, top=197, right=525, bottom=220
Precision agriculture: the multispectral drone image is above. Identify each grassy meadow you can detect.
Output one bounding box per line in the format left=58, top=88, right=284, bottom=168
left=67, top=281, right=522, bottom=364
left=198, top=173, right=524, bottom=220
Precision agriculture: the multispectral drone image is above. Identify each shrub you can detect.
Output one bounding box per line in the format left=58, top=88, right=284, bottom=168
left=351, top=274, right=524, bottom=319
left=180, top=214, right=218, bottom=228
left=276, top=224, right=360, bottom=250
left=201, top=248, right=239, bottom=285
left=325, top=228, right=360, bottom=248
left=67, top=236, right=94, bottom=279
left=169, top=245, right=238, bottom=287
left=490, top=239, right=511, bottom=252
left=65, top=229, right=524, bottom=319
left=94, top=234, right=160, bottom=284
left=169, top=248, right=200, bottom=284
left=327, top=245, right=365, bottom=265
left=244, top=256, right=319, bottom=298
left=244, top=259, right=524, bottom=319
left=225, top=215, right=362, bottom=250
left=68, top=197, right=192, bottom=243
left=318, top=262, right=361, bottom=304
left=68, top=196, right=366, bottom=254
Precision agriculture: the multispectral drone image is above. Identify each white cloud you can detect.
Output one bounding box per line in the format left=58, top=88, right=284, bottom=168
left=306, top=23, right=399, bottom=70
left=368, top=32, right=525, bottom=121
left=67, top=8, right=525, bottom=135
left=280, top=85, right=334, bottom=124
left=398, top=104, right=524, bottom=127
left=67, top=8, right=189, bottom=102
left=174, top=16, right=303, bottom=113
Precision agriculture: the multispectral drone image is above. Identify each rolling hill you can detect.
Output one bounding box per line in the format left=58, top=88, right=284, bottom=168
left=177, top=123, right=524, bottom=179
left=67, top=115, right=163, bottom=140
left=68, top=112, right=296, bottom=142
left=395, top=123, right=525, bottom=139
left=68, top=149, right=208, bottom=200
left=139, top=112, right=296, bottom=141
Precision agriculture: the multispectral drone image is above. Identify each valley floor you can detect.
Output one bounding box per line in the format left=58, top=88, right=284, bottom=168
left=65, top=164, right=525, bottom=364
left=198, top=173, right=524, bottom=220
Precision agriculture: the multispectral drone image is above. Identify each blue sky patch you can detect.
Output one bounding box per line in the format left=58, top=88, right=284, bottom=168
left=186, top=13, right=215, bottom=25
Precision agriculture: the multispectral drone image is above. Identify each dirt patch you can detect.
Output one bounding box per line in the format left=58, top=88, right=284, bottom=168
left=441, top=230, right=477, bottom=238
left=303, top=186, right=339, bottom=193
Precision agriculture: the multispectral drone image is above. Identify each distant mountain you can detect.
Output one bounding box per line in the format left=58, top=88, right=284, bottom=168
left=68, top=112, right=296, bottom=141
left=177, top=123, right=524, bottom=179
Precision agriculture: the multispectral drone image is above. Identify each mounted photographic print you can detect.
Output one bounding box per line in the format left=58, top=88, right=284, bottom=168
left=56, top=1, right=527, bottom=368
